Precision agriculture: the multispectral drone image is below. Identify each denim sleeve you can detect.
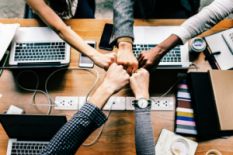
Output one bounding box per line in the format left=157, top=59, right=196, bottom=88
left=40, top=103, right=107, bottom=155
left=134, top=106, right=155, bottom=155
left=110, top=0, right=135, bottom=45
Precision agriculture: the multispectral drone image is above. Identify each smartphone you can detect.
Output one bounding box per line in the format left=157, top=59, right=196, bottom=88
left=79, top=41, right=95, bottom=68
left=99, top=23, right=114, bottom=51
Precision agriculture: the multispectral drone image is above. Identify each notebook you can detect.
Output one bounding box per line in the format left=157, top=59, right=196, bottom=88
left=175, top=79, right=197, bottom=136
left=9, top=27, right=70, bottom=68
left=209, top=70, right=233, bottom=130
left=188, top=72, right=233, bottom=141
left=0, top=114, right=67, bottom=155
left=204, top=28, right=233, bottom=70
left=0, top=23, right=19, bottom=61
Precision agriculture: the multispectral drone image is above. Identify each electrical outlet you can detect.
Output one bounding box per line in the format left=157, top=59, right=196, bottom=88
left=103, top=97, right=126, bottom=110
left=55, top=96, right=79, bottom=110
left=151, top=96, right=175, bottom=111
left=125, top=97, right=135, bottom=110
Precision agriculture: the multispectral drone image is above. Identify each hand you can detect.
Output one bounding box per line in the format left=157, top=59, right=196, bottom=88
left=92, top=52, right=116, bottom=70
left=117, top=42, right=138, bottom=73
left=138, top=46, right=164, bottom=69
left=89, top=63, right=130, bottom=109
left=130, top=68, right=150, bottom=99
left=102, top=63, right=130, bottom=93
left=139, top=34, right=182, bottom=69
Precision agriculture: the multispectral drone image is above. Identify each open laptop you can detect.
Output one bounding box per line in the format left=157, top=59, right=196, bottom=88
left=133, top=26, right=191, bottom=69
left=0, top=114, right=67, bottom=155
left=9, top=27, right=70, bottom=68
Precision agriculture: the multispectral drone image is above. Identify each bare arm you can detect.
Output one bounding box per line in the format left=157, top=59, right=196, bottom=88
left=27, top=0, right=116, bottom=69
left=139, top=34, right=182, bottom=69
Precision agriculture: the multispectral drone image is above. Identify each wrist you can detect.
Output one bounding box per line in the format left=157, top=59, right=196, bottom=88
left=135, top=93, right=149, bottom=100
left=117, top=37, right=133, bottom=48
left=88, top=82, right=114, bottom=109
left=118, top=42, right=132, bottom=50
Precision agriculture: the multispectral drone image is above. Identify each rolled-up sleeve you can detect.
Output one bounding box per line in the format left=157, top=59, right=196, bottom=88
left=40, top=103, right=107, bottom=155
left=110, top=0, right=135, bottom=45
left=173, top=0, right=233, bottom=43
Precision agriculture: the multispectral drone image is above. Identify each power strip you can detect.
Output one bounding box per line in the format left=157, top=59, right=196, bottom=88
left=151, top=97, right=175, bottom=111
left=55, top=96, right=79, bottom=110
left=103, top=97, right=126, bottom=110
left=125, top=97, right=175, bottom=111
left=54, top=96, right=175, bottom=111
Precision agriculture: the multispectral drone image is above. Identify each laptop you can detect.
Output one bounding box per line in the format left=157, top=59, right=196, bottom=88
left=133, top=26, right=191, bottom=69
left=9, top=27, right=71, bottom=68
left=0, top=114, right=67, bottom=155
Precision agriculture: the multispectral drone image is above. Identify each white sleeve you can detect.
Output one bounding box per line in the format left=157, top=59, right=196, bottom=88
left=173, top=0, right=233, bottom=43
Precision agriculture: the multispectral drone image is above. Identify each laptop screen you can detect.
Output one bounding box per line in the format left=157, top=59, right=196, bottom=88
left=0, top=114, right=67, bottom=141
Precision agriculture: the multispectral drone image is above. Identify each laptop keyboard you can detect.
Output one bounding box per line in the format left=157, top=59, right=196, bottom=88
left=133, top=44, right=181, bottom=62
left=14, top=42, right=66, bottom=62
left=11, top=141, right=48, bottom=155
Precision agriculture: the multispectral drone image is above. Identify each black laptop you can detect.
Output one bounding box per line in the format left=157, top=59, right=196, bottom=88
left=0, top=114, right=67, bottom=155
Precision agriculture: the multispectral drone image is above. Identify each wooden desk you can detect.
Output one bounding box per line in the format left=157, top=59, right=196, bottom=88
left=0, top=19, right=233, bottom=155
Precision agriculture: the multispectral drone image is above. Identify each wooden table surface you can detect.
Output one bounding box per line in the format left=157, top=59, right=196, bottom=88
left=0, top=19, right=233, bottom=155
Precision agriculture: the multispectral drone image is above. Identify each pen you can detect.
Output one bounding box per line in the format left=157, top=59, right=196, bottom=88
left=211, top=51, right=221, bottom=55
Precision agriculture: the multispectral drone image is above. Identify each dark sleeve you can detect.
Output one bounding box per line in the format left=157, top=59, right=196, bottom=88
left=134, top=106, right=155, bottom=155
left=110, top=0, right=135, bottom=45
left=40, top=103, right=107, bottom=155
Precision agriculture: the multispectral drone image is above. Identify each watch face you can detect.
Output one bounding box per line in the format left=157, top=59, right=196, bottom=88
left=138, top=99, right=149, bottom=108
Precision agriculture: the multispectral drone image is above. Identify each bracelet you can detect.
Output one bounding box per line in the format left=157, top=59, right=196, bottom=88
left=116, top=37, right=133, bottom=48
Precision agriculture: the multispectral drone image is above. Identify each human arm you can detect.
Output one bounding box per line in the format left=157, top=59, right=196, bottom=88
left=130, top=69, right=155, bottom=155
left=40, top=63, right=129, bottom=155
left=111, top=0, right=138, bottom=73
left=26, top=0, right=116, bottom=69
left=139, top=0, right=233, bottom=69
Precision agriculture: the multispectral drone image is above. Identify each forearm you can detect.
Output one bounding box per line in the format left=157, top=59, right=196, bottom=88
left=110, top=0, right=134, bottom=44
left=88, top=82, right=114, bottom=109
left=58, top=27, right=98, bottom=59
left=40, top=103, right=107, bottom=155
left=149, top=34, right=182, bottom=57
left=174, top=0, right=233, bottom=43
left=134, top=107, right=155, bottom=155
left=27, top=0, right=98, bottom=60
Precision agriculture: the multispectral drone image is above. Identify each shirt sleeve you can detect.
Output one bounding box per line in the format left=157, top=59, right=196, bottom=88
left=110, top=0, right=134, bottom=45
left=134, top=106, right=155, bottom=155
left=173, top=0, right=233, bottom=43
left=40, top=103, right=107, bottom=155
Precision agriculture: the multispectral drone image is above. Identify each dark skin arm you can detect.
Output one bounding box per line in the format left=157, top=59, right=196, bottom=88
left=139, top=34, right=182, bottom=69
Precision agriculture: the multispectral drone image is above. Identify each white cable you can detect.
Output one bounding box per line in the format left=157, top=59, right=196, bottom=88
left=15, top=70, right=53, bottom=115
left=44, top=67, right=100, bottom=105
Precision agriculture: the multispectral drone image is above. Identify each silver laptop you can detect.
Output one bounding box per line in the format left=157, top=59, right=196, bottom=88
left=9, top=27, right=70, bottom=67
left=133, top=26, right=191, bottom=69
left=0, top=114, right=67, bottom=155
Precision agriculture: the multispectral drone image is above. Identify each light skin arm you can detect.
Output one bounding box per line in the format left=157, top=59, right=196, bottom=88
left=117, top=41, right=138, bottom=74
left=89, top=63, right=130, bottom=109
left=27, top=0, right=116, bottom=69
left=139, top=34, right=182, bottom=69
left=130, top=68, right=150, bottom=99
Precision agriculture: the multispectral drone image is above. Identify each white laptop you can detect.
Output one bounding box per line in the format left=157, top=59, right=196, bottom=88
left=133, top=26, right=191, bottom=69
left=9, top=27, right=70, bottom=68
left=0, top=114, right=67, bottom=155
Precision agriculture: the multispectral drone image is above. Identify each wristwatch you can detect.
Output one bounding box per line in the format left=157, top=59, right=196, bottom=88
left=132, top=98, right=151, bottom=109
